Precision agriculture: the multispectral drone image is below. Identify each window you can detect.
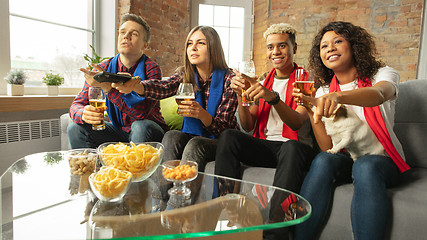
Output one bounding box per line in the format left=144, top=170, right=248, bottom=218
left=9, top=0, right=93, bottom=88
left=0, top=0, right=116, bottom=95
left=191, top=0, right=253, bottom=69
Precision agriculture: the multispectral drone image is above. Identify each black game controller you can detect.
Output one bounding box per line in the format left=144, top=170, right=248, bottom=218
left=93, top=72, right=132, bottom=83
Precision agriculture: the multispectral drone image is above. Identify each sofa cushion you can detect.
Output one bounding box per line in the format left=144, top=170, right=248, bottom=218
left=394, top=79, right=427, bottom=168
left=160, top=96, right=183, bottom=131
left=205, top=161, right=275, bottom=186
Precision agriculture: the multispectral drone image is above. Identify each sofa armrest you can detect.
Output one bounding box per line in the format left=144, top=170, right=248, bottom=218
left=60, top=113, right=72, bottom=151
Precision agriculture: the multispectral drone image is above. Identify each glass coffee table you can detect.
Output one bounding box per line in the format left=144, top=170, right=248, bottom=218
left=0, top=151, right=311, bottom=240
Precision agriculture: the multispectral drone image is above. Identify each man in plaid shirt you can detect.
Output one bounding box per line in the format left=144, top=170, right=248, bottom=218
left=67, top=14, right=168, bottom=149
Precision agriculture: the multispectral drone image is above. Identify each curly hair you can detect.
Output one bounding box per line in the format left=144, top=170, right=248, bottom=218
left=309, top=21, right=384, bottom=87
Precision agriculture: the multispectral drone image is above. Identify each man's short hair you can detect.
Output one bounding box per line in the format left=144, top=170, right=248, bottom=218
left=263, top=23, right=296, bottom=45
left=121, top=13, right=151, bottom=43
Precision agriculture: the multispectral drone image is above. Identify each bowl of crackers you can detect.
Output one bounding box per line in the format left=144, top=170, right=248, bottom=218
left=67, top=148, right=98, bottom=176
left=97, top=142, right=164, bottom=182
left=89, top=166, right=132, bottom=202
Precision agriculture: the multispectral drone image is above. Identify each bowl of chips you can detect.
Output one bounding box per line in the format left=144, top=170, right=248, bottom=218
left=162, top=160, right=198, bottom=183
left=97, top=142, right=164, bottom=182
left=161, top=160, right=198, bottom=199
left=89, top=166, right=132, bottom=202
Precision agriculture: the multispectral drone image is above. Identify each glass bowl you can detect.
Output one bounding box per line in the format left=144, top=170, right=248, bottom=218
left=97, top=142, right=164, bottom=182
left=67, top=148, right=98, bottom=175
left=161, top=160, right=198, bottom=199
left=89, top=166, right=132, bottom=202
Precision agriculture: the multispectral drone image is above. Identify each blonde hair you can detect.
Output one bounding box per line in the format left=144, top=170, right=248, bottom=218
left=263, top=23, right=297, bottom=45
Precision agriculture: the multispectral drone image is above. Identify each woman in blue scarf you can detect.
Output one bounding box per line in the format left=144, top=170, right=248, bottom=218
left=119, top=26, right=239, bottom=179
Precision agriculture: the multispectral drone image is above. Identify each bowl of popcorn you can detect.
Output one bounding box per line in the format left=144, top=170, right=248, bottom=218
left=89, top=166, right=132, bottom=202
left=161, top=160, right=198, bottom=198
left=67, top=148, right=98, bottom=175
left=97, top=142, right=164, bottom=182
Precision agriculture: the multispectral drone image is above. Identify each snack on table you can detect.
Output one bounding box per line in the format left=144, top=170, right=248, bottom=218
left=163, top=164, right=197, bottom=181
left=68, top=149, right=97, bottom=175
left=99, top=142, right=162, bottom=180
left=90, top=166, right=132, bottom=200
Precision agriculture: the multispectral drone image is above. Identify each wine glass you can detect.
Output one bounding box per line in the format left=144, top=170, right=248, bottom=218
left=294, top=69, right=314, bottom=105
left=161, top=160, right=198, bottom=200
left=88, top=87, right=106, bottom=130
left=238, top=61, right=256, bottom=106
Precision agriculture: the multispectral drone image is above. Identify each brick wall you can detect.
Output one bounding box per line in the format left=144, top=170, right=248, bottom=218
left=118, top=0, right=190, bottom=77
left=117, top=0, right=422, bottom=81
left=253, top=0, right=424, bottom=81
left=253, top=0, right=270, bottom=75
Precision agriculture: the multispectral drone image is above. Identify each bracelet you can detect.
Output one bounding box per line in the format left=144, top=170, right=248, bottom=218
left=267, top=91, right=280, bottom=105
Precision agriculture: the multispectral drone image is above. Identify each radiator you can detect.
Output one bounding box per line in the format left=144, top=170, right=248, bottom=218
left=0, top=119, right=61, bottom=175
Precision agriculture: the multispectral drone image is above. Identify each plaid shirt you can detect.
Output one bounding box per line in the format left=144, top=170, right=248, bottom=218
left=69, top=55, right=169, bottom=133
left=142, top=68, right=239, bottom=138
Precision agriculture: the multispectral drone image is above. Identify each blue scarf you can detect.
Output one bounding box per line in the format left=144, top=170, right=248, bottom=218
left=181, top=68, right=226, bottom=138
left=105, top=54, right=146, bottom=129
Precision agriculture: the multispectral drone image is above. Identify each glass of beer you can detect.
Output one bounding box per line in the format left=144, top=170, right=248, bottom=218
left=175, top=83, right=195, bottom=114
left=295, top=69, right=314, bottom=106
left=89, top=87, right=106, bottom=130
left=238, top=61, right=256, bottom=106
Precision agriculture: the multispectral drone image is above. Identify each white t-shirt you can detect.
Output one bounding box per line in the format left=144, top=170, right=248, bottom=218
left=259, top=76, right=312, bottom=147
left=315, top=66, right=405, bottom=160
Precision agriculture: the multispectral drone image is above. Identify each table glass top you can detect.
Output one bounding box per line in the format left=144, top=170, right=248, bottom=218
left=0, top=151, right=311, bottom=239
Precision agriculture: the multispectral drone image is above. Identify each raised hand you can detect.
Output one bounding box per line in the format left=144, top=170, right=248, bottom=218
left=80, top=63, right=112, bottom=92
left=111, top=73, right=142, bottom=94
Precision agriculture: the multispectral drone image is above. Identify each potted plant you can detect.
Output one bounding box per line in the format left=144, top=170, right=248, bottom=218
left=84, top=45, right=109, bottom=70
left=43, top=72, right=64, bottom=96
left=5, top=69, right=26, bottom=96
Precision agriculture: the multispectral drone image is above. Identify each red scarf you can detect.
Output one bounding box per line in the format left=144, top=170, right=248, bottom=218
left=255, top=185, right=268, bottom=209
left=329, top=76, right=410, bottom=173
left=253, top=64, right=303, bottom=140
left=281, top=193, right=298, bottom=212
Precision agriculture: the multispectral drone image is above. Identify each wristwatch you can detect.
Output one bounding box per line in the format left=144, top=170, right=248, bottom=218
left=267, top=91, right=280, bottom=105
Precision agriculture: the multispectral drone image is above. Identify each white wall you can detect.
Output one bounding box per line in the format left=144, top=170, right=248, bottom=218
left=98, top=0, right=117, bottom=58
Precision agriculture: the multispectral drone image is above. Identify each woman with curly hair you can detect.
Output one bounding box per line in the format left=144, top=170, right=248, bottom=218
left=293, top=21, right=410, bottom=239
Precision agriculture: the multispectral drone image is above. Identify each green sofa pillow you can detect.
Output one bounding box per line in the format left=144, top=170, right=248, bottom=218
left=160, top=96, right=183, bottom=130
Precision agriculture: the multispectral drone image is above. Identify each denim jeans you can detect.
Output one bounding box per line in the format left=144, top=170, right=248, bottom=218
left=294, top=152, right=401, bottom=240
left=67, top=120, right=165, bottom=149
